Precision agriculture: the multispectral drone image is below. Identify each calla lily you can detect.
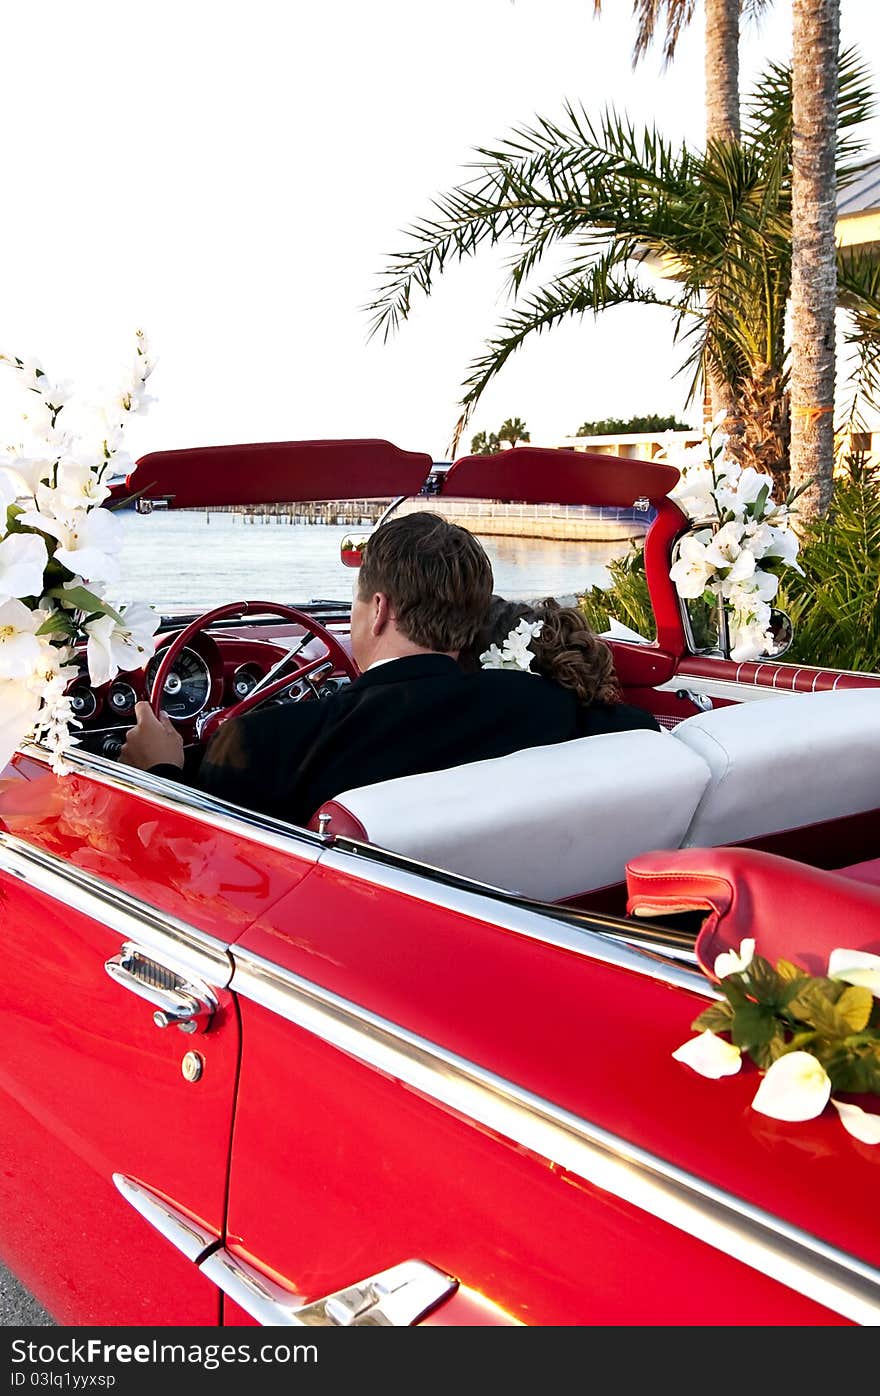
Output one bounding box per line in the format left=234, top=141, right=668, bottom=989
left=828, top=948, right=880, bottom=999
left=714, top=938, right=755, bottom=980
left=672, top=1030, right=742, bottom=1079
left=751, top=1052, right=831, bottom=1122
left=832, top=1099, right=880, bottom=1145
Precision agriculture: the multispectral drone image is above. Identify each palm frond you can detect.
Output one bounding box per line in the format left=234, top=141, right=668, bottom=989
left=448, top=256, right=674, bottom=454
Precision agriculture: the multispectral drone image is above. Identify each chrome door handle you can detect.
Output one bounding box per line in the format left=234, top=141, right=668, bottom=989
left=104, top=943, right=218, bottom=1033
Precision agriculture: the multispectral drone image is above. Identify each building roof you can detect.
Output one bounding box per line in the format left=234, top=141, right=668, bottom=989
left=838, top=157, right=880, bottom=217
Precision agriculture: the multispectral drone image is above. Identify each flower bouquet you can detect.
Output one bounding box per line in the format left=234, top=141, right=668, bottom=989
left=663, top=414, right=805, bottom=663
left=0, top=333, right=160, bottom=773
left=673, top=939, right=880, bottom=1145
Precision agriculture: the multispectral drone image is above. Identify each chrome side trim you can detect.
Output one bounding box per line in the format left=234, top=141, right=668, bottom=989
left=316, top=847, right=706, bottom=993
left=232, top=946, right=880, bottom=1326
left=0, top=831, right=231, bottom=987
left=112, top=1174, right=217, bottom=1262
left=18, top=741, right=324, bottom=865
left=199, top=1251, right=456, bottom=1327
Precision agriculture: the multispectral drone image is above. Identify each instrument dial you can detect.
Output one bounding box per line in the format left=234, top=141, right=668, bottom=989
left=145, top=646, right=212, bottom=720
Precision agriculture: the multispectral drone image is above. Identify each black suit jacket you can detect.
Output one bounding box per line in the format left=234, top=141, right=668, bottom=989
left=164, top=654, right=659, bottom=827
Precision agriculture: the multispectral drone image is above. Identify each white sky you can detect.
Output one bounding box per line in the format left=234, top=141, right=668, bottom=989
left=2, top=0, right=879, bottom=463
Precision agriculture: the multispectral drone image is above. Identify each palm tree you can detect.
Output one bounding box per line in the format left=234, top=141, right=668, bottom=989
left=788, top=0, right=841, bottom=518
left=592, top=2, right=774, bottom=144
left=498, top=417, right=531, bottom=448
left=366, top=52, right=878, bottom=484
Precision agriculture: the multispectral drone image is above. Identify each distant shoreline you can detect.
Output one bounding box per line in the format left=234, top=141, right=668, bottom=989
left=148, top=497, right=649, bottom=543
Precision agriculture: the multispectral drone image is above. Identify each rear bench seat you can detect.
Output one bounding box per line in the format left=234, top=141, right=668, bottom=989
left=670, top=687, right=880, bottom=847
left=309, top=688, right=880, bottom=901
left=310, top=729, right=711, bottom=900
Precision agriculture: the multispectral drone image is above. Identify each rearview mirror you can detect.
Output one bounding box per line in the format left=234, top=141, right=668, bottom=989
left=340, top=534, right=369, bottom=568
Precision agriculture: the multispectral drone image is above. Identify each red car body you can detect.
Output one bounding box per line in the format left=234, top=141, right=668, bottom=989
left=1, top=441, right=878, bottom=1327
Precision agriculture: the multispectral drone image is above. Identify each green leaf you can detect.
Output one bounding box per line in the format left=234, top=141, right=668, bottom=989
left=730, top=999, right=779, bottom=1053
left=693, top=1001, right=734, bottom=1034
left=35, top=611, right=76, bottom=637
left=786, top=979, right=871, bottom=1038
left=47, top=586, right=123, bottom=625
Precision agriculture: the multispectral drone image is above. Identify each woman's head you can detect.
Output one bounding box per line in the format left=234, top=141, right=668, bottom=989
left=466, top=595, right=621, bottom=706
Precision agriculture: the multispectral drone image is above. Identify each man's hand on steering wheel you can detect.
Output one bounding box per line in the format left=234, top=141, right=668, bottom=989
left=120, top=601, right=358, bottom=769
left=120, top=703, right=185, bottom=770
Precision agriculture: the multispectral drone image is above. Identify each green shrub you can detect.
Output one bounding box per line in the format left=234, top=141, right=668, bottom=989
left=780, top=456, right=880, bottom=673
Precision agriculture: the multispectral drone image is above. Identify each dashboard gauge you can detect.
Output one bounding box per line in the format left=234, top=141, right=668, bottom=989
left=145, top=646, right=211, bottom=720
left=67, top=683, right=98, bottom=720
left=232, top=666, right=260, bottom=699
left=107, top=681, right=137, bottom=716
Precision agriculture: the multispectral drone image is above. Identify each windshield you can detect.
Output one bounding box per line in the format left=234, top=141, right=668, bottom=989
left=119, top=509, right=634, bottom=614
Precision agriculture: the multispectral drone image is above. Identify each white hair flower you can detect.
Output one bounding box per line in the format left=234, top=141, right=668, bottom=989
left=480, top=617, right=544, bottom=674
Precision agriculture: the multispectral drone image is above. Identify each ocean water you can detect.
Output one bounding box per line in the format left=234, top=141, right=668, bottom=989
left=117, top=511, right=634, bottom=613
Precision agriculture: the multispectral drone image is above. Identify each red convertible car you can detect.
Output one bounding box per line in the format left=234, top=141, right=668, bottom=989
left=1, top=440, right=879, bottom=1327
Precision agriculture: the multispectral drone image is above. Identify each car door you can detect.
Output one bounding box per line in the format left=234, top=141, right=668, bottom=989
left=215, top=846, right=861, bottom=1327
left=0, top=749, right=320, bottom=1324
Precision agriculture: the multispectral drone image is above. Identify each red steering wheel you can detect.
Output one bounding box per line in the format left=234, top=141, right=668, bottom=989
left=148, top=601, right=359, bottom=745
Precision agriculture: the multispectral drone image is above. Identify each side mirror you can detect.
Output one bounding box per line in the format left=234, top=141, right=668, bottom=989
left=762, top=608, right=794, bottom=659
left=340, top=534, right=369, bottom=568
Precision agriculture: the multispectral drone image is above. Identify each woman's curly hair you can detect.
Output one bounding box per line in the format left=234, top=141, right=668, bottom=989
left=463, top=595, right=621, bottom=707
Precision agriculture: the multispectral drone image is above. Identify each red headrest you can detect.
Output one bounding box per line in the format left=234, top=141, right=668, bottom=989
left=625, top=846, right=880, bottom=980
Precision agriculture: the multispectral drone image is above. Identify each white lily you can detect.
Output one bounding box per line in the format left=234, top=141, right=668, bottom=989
left=831, top=1099, right=880, bottom=1145
left=828, top=948, right=880, bottom=999
left=672, top=1030, right=742, bottom=1079
left=714, top=938, right=755, bottom=980
left=751, top=1051, right=831, bottom=1122
left=0, top=599, right=49, bottom=677
left=19, top=504, right=122, bottom=585
left=84, top=602, right=159, bottom=687
left=0, top=532, right=49, bottom=604
left=0, top=677, right=42, bottom=771
left=54, top=462, right=112, bottom=511
left=703, top=521, right=751, bottom=575
left=670, top=535, right=717, bottom=598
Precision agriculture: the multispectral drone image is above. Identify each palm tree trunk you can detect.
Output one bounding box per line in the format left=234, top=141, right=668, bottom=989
left=704, top=0, right=740, bottom=143
left=704, top=0, right=740, bottom=417
left=789, top=0, right=840, bottom=519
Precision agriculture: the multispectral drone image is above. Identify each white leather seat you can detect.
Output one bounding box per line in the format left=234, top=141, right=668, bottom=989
left=672, top=688, right=880, bottom=847
left=316, top=729, right=712, bottom=900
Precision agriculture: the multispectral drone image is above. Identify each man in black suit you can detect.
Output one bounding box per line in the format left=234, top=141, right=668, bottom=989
left=121, top=511, right=655, bottom=826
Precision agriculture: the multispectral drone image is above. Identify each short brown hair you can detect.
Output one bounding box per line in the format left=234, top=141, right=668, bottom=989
left=358, top=511, right=493, bottom=652
left=464, top=594, right=621, bottom=705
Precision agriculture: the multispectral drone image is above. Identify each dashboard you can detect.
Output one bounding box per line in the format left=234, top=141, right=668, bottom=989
left=69, top=619, right=354, bottom=761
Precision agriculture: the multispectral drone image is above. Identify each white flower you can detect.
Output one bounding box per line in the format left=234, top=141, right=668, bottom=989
left=19, top=504, right=122, bottom=584
left=669, top=534, right=717, bottom=598
left=672, top=1030, right=742, bottom=1078
left=831, top=1099, right=880, bottom=1145
left=751, top=1051, right=832, bottom=1122
left=703, top=521, right=752, bottom=576
left=480, top=618, right=544, bottom=674
left=761, top=525, right=802, bottom=572
left=714, top=938, right=755, bottom=980
left=827, top=948, right=880, bottom=999
left=0, top=599, right=48, bottom=677
left=729, top=618, right=774, bottom=663
left=0, top=467, right=18, bottom=512
left=670, top=466, right=717, bottom=519
left=54, top=462, right=111, bottom=511
left=0, top=677, right=42, bottom=771
left=0, top=532, right=49, bottom=603
left=84, top=602, right=159, bottom=687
